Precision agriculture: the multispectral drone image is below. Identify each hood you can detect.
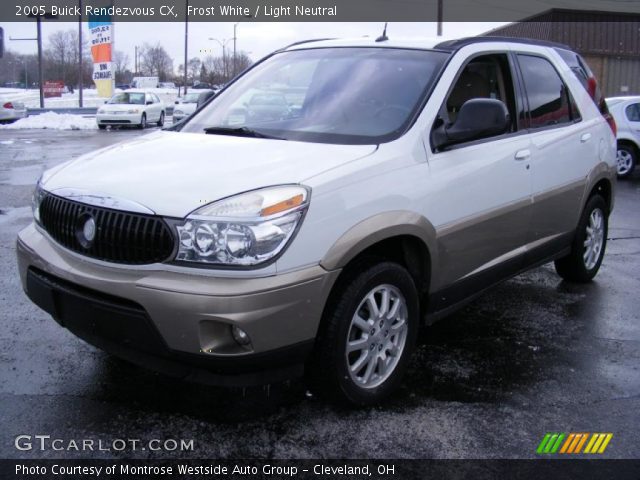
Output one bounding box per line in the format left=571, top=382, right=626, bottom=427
left=42, top=131, right=377, bottom=218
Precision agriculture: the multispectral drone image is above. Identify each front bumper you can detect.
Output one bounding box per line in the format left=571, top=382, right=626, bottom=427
left=96, top=112, right=142, bottom=125
left=17, top=223, right=339, bottom=385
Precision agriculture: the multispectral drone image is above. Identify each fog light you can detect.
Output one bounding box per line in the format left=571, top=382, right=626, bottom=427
left=231, top=325, right=251, bottom=346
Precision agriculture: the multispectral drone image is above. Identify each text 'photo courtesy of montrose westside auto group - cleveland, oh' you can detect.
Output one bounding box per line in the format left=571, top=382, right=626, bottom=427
left=0, top=0, right=639, bottom=478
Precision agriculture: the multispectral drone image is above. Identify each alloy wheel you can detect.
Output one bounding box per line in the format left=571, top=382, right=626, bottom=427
left=345, top=284, right=408, bottom=389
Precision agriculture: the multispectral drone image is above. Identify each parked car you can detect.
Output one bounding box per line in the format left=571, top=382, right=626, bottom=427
left=115, top=83, right=131, bottom=90
left=19, top=37, right=616, bottom=405
left=605, top=96, right=640, bottom=178
left=96, top=90, right=165, bottom=129
left=0, top=100, right=28, bottom=123
left=192, top=82, right=213, bottom=89
left=173, top=90, right=213, bottom=122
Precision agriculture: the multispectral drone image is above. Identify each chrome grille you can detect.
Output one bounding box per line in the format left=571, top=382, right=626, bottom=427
left=39, top=193, right=175, bottom=264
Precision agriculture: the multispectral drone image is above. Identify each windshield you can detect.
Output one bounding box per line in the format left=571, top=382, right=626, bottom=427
left=182, top=92, right=202, bottom=103
left=181, top=48, right=449, bottom=144
left=108, top=92, right=145, bottom=105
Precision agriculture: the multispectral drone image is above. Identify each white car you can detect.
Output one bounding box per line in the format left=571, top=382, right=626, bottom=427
left=606, top=96, right=640, bottom=178
left=0, top=100, right=28, bottom=123
left=19, top=37, right=616, bottom=405
left=172, top=90, right=212, bottom=122
left=96, top=90, right=165, bottom=129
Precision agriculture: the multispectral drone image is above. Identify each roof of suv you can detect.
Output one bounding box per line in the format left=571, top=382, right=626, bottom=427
left=283, top=36, right=572, bottom=52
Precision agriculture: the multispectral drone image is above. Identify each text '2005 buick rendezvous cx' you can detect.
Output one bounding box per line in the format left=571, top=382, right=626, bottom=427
left=18, top=36, right=617, bottom=405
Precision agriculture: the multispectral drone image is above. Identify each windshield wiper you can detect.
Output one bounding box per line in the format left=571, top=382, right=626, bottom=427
left=203, top=126, right=285, bottom=140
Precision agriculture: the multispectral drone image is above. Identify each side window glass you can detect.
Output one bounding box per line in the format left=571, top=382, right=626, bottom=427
left=626, top=103, right=640, bottom=122
left=444, top=54, right=516, bottom=130
left=517, top=55, right=574, bottom=129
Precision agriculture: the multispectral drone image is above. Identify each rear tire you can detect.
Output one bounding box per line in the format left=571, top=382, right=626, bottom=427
left=616, top=144, right=636, bottom=178
left=554, top=195, right=608, bottom=283
left=157, top=111, right=165, bottom=127
left=308, top=261, right=418, bottom=406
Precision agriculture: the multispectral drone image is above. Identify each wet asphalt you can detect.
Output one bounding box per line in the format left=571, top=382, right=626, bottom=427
left=0, top=127, right=639, bottom=460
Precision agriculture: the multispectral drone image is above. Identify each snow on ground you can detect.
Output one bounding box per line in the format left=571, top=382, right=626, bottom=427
left=0, top=112, right=97, bottom=130
left=0, top=87, right=179, bottom=108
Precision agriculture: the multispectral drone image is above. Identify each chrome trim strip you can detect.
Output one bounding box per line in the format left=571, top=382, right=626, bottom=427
left=47, top=188, right=156, bottom=215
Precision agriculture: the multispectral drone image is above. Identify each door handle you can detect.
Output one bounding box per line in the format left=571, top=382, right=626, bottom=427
left=514, top=149, right=531, bottom=161
left=580, top=133, right=592, bottom=143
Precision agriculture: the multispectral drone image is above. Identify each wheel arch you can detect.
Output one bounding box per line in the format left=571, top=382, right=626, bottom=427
left=320, top=211, right=437, bottom=317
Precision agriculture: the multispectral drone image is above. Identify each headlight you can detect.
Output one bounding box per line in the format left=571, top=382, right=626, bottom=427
left=127, top=109, right=140, bottom=114
left=97, top=107, right=105, bottom=113
left=32, top=182, right=46, bottom=224
left=174, top=185, right=309, bottom=267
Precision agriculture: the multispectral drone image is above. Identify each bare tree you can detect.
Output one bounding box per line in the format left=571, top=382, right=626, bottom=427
left=43, top=29, right=89, bottom=87
left=139, top=43, right=174, bottom=81
left=201, top=51, right=252, bottom=85
left=187, top=57, right=201, bottom=83
left=113, top=50, right=130, bottom=83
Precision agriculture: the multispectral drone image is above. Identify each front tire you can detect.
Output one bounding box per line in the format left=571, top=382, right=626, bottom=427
left=308, top=261, right=419, bottom=405
left=138, top=113, right=147, bottom=129
left=554, top=195, right=608, bottom=283
left=616, top=144, right=636, bottom=178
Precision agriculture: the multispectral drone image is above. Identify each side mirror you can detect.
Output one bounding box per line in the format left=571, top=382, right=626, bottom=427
left=103, top=100, right=107, bottom=104
left=432, top=98, right=510, bottom=150
left=174, top=100, right=179, bottom=104
left=146, top=101, right=153, bottom=105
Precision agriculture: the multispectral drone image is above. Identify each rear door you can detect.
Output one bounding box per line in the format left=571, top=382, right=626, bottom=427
left=515, top=52, right=596, bottom=247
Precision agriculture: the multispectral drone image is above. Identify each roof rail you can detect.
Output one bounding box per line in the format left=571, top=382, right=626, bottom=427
left=277, top=38, right=335, bottom=52
left=435, top=36, right=571, bottom=52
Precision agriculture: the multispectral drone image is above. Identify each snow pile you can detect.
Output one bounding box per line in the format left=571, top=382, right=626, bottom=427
left=0, top=112, right=97, bottom=130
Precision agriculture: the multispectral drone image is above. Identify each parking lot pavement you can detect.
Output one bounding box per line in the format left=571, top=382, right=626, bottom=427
left=1, top=128, right=639, bottom=459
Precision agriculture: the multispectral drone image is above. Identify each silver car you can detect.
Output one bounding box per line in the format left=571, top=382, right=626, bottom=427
left=0, top=100, right=28, bottom=123
left=606, top=96, right=640, bottom=178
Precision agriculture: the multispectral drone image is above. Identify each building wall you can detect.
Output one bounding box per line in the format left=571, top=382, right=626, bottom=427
left=486, top=10, right=640, bottom=97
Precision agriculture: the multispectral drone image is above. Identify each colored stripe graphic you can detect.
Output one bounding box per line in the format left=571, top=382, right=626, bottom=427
left=537, top=433, right=565, bottom=454
left=539, top=433, right=613, bottom=454
left=584, top=433, right=613, bottom=454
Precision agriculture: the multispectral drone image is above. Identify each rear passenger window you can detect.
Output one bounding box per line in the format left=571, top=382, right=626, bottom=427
left=517, top=55, right=579, bottom=129
left=626, top=103, right=640, bottom=121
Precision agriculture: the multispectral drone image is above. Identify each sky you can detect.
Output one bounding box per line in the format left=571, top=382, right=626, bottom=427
left=2, top=22, right=508, bottom=70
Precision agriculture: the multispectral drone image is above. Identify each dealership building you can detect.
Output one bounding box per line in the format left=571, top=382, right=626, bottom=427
left=486, top=9, right=640, bottom=97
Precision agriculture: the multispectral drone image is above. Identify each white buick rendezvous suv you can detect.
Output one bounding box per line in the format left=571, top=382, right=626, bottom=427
left=18, top=37, right=617, bottom=405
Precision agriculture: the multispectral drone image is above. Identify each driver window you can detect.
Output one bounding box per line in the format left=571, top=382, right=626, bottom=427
left=442, top=53, right=517, bottom=133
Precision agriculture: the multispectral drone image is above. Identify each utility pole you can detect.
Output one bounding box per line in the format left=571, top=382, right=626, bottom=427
left=233, top=23, right=237, bottom=77
left=36, top=16, right=44, bottom=107
left=183, top=0, right=188, bottom=96
left=437, top=0, right=443, bottom=36
left=78, top=0, right=83, bottom=107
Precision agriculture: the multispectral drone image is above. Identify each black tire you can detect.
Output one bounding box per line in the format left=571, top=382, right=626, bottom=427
left=157, top=111, right=165, bottom=127
left=138, top=113, right=146, bottom=129
left=98, top=124, right=106, bottom=130
left=308, top=261, right=419, bottom=406
left=616, top=143, right=636, bottom=178
left=554, top=195, right=608, bottom=283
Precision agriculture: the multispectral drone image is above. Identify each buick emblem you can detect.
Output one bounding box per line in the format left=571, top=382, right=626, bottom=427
left=76, top=213, right=97, bottom=249
left=83, top=217, right=96, bottom=242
